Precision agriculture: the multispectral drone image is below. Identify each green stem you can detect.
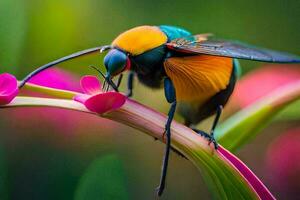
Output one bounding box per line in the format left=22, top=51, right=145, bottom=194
left=216, top=81, right=300, bottom=151
left=19, top=82, right=79, bottom=99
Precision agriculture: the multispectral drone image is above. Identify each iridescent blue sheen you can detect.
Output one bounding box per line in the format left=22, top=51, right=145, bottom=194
left=104, top=49, right=127, bottom=76
left=159, top=25, right=191, bottom=42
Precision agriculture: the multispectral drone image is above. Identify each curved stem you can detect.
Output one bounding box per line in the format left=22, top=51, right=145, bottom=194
left=216, top=81, right=300, bottom=151
left=1, top=96, right=263, bottom=199
left=19, top=81, right=79, bottom=99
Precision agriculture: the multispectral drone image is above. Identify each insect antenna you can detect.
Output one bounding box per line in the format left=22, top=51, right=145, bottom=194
left=89, top=65, right=108, bottom=91
left=89, top=65, right=119, bottom=92
left=89, top=65, right=106, bottom=79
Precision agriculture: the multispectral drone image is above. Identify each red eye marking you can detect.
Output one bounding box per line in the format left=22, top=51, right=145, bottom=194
left=125, top=57, right=131, bottom=71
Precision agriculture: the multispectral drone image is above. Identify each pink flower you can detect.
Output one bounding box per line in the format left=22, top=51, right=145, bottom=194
left=7, top=69, right=84, bottom=135
left=8, top=69, right=120, bottom=136
left=233, top=65, right=300, bottom=108
left=28, top=68, right=82, bottom=92
left=223, top=65, right=300, bottom=117
left=74, top=75, right=126, bottom=113
left=0, top=73, right=18, bottom=105
left=265, top=128, right=300, bottom=198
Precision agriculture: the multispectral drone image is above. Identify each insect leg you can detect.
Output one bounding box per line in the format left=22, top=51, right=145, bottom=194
left=191, top=105, right=223, bottom=150
left=126, top=71, right=135, bottom=97
left=156, top=77, right=176, bottom=197
left=116, top=74, right=123, bottom=88
left=208, top=105, right=223, bottom=149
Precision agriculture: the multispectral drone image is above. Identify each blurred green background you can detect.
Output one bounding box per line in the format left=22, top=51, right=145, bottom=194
left=0, top=0, right=300, bottom=199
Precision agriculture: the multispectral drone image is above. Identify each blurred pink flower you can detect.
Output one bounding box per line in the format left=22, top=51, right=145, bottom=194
left=233, top=65, right=300, bottom=108
left=28, top=68, right=81, bottom=92
left=9, top=69, right=120, bottom=137
left=265, top=127, right=300, bottom=198
left=74, top=75, right=126, bottom=114
left=0, top=73, right=18, bottom=105
left=223, top=65, right=300, bottom=118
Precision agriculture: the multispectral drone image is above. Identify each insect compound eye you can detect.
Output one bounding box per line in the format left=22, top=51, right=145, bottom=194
left=103, top=49, right=127, bottom=76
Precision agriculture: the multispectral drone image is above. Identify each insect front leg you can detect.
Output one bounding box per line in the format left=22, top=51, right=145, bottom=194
left=156, top=77, right=177, bottom=197
left=116, top=74, right=123, bottom=88
left=126, top=71, right=135, bottom=97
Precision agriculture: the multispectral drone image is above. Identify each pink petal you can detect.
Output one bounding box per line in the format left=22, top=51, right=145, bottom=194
left=73, top=94, right=90, bottom=104
left=0, top=73, right=18, bottom=105
left=77, top=92, right=126, bottom=114
left=85, top=92, right=126, bottom=113
left=218, top=146, right=275, bottom=200
left=80, top=75, right=102, bottom=95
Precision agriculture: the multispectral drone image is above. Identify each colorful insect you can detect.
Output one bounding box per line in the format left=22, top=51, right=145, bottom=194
left=19, top=25, right=300, bottom=197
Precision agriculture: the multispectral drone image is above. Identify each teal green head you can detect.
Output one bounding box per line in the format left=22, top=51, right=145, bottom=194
left=104, top=49, right=129, bottom=79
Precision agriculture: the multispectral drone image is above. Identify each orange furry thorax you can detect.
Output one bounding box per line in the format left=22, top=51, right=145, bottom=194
left=112, top=25, right=167, bottom=56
